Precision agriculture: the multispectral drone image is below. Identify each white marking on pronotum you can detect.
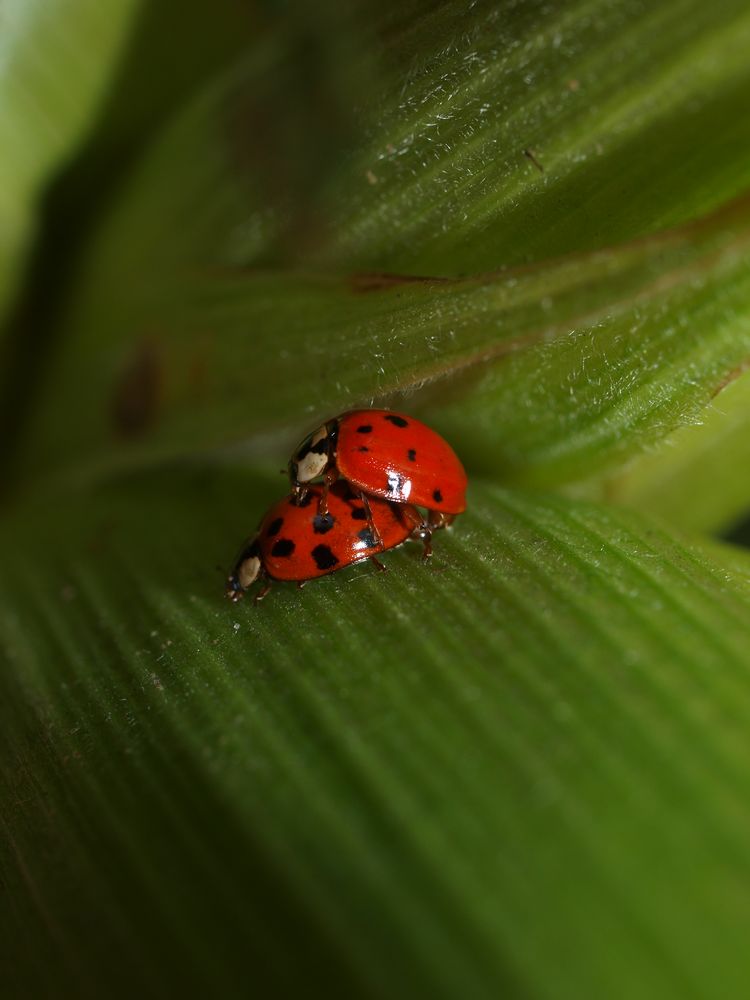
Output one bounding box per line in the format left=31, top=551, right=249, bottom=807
left=296, top=425, right=330, bottom=482
left=238, top=555, right=261, bottom=589
left=297, top=450, right=328, bottom=482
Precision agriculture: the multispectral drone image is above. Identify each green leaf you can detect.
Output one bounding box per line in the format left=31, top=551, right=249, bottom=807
left=8, top=0, right=750, bottom=495
left=309, top=0, right=750, bottom=273
left=14, top=191, right=750, bottom=493
left=0, top=0, right=268, bottom=488
left=0, top=0, right=142, bottom=323
left=3, top=476, right=750, bottom=998
left=580, top=367, right=750, bottom=534
left=4, top=2, right=750, bottom=997
left=44, top=0, right=750, bottom=282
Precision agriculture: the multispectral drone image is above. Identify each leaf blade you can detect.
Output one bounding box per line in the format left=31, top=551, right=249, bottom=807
left=0, top=0, right=143, bottom=324
left=3, top=474, right=750, bottom=998
left=15, top=190, right=750, bottom=493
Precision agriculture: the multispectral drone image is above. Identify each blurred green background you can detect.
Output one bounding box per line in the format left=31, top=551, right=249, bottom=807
left=3, top=2, right=750, bottom=997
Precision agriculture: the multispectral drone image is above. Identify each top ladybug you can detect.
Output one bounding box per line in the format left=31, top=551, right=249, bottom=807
left=289, top=409, right=467, bottom=528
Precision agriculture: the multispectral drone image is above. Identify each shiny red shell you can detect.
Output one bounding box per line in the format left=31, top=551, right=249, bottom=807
left=259, top=482, right=411, bottom=581
left=335, top=410, right=467, bottom=514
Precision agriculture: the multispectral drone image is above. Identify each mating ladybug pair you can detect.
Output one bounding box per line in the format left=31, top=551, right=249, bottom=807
left=226, top=409, right=467, bottom=603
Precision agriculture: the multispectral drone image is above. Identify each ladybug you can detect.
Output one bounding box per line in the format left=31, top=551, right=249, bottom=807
left=226, top=481, right=428, bottom=604
left=288, top=410, right=467, bottom=534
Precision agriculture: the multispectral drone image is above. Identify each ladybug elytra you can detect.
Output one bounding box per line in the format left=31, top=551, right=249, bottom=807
left=289, top=409, right=467, bottom=533
left=226, top=481, right=429, bottom=604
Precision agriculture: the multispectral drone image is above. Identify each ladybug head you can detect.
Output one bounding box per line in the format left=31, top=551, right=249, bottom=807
left=289, top=419, right=337, bottom=488
left=225, top=539, right=262, bottom=602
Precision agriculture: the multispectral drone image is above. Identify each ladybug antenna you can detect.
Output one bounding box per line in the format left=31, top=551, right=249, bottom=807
left=279, top=468, right=286, bottom=475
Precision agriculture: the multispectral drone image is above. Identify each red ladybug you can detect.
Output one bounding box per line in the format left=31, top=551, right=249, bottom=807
left=226, top=481, right=428, bottom=603
left=288, top=409, right=467, bottom=531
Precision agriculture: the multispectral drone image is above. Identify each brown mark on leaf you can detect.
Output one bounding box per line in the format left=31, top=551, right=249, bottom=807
left=350, top=272, right=451, bottom=294
left=523, top=148, right=544, bottom=173
left=112, top=338, right=163, bottom=438
left=710, top=358, right=750, bottom=399
left=185, top=330, right=217, bottom=403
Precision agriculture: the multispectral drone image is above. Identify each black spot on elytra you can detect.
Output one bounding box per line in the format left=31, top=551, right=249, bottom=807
left=358, top=528, right=378, bottom=548
left=356, top=424, right=373, bottom=434
left=313, top=513, right=335, bottom=534
left=266, top=517, right=283, bottom=537
left=294, top=492, right=314, bottom=508
left=385, top=414, right=408, bottom=428
left=311, top=544, right=339, bottom=570
left=271, top=538, right=295, bottom=557
left=357, top=446, right=369, bottom=452
left=407, top=448, right=416, bottom=461
left=433, top=489, right=443, bottom=504
left=351, top=507, right=367, bottom=520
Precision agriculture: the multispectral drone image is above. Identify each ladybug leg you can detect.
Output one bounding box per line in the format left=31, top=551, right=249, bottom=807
left=296, top=580, right=307, bottom=590
left=253, top=579, right=272, bottom=604
left=401, top=504, right=433, bottom=561
left=369, top=555, right=387, bottom=573
left=359, top=491, right=384, bottom=547
left=419, top=529, right=433, bottom=562
left=317, top=467, right=339, bottom=516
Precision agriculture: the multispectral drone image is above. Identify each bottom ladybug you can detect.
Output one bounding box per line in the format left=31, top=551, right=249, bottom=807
left=226, top=481, right=429, bottom=604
